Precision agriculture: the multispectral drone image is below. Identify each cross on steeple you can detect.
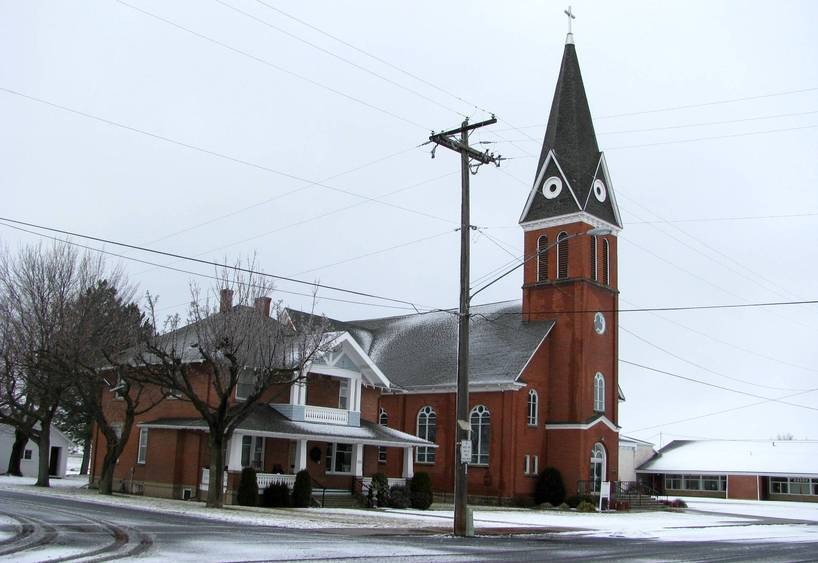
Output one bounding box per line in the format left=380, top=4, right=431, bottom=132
left=564, top=6, right=576, bottom=34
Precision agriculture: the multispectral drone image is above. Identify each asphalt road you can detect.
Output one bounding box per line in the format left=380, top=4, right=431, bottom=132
left=0, top=489, right=816, bottom=562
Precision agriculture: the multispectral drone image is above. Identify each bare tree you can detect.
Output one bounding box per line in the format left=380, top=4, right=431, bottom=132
left=0, top=242, right=100, bottom=486
left=135, top=264, right=327, bottom=508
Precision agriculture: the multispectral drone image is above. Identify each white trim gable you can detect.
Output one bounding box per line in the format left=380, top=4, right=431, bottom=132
left=518, top=150, right=581, bottom=225
left=315, top=331, right=390, bottom=389
left=597, top=153, right=623, bottom=227
left=520, top=211, right=621, bottom=234
left=545, top=415, right=619, bottom=433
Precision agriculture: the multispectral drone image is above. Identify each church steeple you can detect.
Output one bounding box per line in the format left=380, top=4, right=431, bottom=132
left=519, top=34, right=622, bottom=230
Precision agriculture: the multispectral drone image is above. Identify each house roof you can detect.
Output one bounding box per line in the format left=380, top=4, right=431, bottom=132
left=637, top=439, right=818, bottom=477
left=287, top=301, right=554, bottom=391
left=140, top=404, right=432, bottom=448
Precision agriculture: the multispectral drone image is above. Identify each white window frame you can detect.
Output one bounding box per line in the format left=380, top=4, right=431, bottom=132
left=602, top=238, right=611, bottom=285
left=241, top=435, right=265, bottom=470
left=378, top=408, right=388, bottom=463
left=556, top=231, right=569, bottom=279
left=470, top=404, right=491, bottom=465
left=416, top=406, right=437, bottom=464
left=326, top=443, right=353, bottom=474
left=527, top=389, right=538, bottom=426
left=338, top=378, right=350, bottom=410
left=590, top=236, right=598, bottom=281
left=524, top=454, right=530, bottom=474
left=137, top=428, right=148, bottom=464
left=235, top=370, right=257, bottom=402
left=593, top=372, right=605, bottom=413
left=23, top=449, right=32, bottom=460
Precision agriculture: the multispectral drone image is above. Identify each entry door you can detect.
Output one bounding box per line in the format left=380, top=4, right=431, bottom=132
left=49, top=446, right=61, bottom=476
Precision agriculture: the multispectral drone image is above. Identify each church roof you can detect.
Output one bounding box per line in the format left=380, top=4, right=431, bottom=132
left=286, top=301, right=554, bottom=392
left=520, top=39, right=622, bottom=229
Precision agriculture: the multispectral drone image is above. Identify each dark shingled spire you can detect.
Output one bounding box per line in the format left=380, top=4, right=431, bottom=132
left=536, top=42, right=599, bottom=204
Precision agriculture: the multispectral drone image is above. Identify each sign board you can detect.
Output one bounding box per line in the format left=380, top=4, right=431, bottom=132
left=599, top=481, right=611, bottom=511
left=460, top=440, right=472, bottom=464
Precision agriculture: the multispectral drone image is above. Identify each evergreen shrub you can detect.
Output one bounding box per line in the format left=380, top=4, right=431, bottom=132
left=409, top=472, right=433, bottom=510
left=236, top=467, right=258, bottom=507
left=534, top=466, right=566, bottom=506
left=261, top=482, right=290, bottom=507
left=576, top=500, right=596, bottom=512
left=292, top=470, right=313, bottom=508
left=388, top=485, right=410, bottom=509
left=371, top=473, right=390, bottom=507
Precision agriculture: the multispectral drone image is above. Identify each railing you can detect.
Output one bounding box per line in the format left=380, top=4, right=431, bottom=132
left=576, top=480, right=667, bottom=506
left=257, top=473, right=296, bottom=489
left=361, top=476, right=408, bottom=490
left=304, top=405, right=349, bottom=425
left=312, top=477, right=327, bottom=507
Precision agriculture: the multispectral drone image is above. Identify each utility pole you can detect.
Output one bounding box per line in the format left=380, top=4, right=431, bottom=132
left=428, top=117, right=501, bottom=537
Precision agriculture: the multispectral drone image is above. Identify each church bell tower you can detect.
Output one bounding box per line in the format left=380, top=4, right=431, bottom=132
left=519, top=26, right=623, bottom=488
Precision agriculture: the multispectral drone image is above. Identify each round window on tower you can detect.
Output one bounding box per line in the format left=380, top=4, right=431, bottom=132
left=593, top=179, right=607, bottom=202
left=542, top=176, right=563, bottom=199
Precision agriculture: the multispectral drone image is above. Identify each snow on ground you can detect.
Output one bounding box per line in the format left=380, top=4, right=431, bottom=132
left=1, top=476, right=816, bottom=543
left=0, top=514, right=17, bottom=542
left=680, top=496, right=818, bottom=522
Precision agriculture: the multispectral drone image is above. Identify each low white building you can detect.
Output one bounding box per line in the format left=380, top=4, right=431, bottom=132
left=0, top=423, right=74, bottom=478
left=618, top=435, right=656, bottom=482
left=637, top=439, right=818, bottom=501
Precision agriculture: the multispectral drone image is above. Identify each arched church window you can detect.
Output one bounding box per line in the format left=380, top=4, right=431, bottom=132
left=557, top=231, right=569, bottom=279
left=594, top=372, right=605, bottom=413
left=590, top=236, right=598, bottom=281
left=527, top=389, right=538, bottom=426
left=537, top=235, right=549, bottom=282
left=590, top=442, right=607, bottom=492
left=470, top=405, right=491, bottom=465
left=602, top=239, right=610, bottom=285
left=416, top=406, right=437, bottom=463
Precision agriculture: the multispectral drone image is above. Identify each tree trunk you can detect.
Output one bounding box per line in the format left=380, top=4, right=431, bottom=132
left=35, top=419, right=52, bottom=487
left=97, top=446, right=118, bottom=495
left=6, top=428, right=28, bottom=476
left=206, top=433, right=226, bottom=508
left=79, top=425, right=92, bottom=475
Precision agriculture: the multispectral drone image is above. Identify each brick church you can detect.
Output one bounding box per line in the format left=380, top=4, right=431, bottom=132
left=91, top=31, right=624, bottom=504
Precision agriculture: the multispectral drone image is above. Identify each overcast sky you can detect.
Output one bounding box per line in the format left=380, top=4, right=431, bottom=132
left=2, top=0, right=817, bottom=445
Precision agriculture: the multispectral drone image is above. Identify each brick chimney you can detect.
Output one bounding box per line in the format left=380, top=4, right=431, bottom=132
left=219, top=288, right=234, bottom=313
left=254, top=296, right=272, bottom=317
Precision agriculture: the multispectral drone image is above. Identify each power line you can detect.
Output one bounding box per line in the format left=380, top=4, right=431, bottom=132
left=626, top=387, right=818, bottom=434
left=626, top=212, right=818, bottom=224
left=0, top=221, right=419, bottom=313
left=620, top=325, right=809, bottom=392
left=112, top=0, right=429, bottom=131
left=606, top=124, right=818, bottom=150
left=620, top=359, right=818, bottom=413
left=0, top=86, right=452, bottom=225
left=482, top=299, right=818, bottom=316
left=494, top=86, right=818, bottom=130
left=0, top=217, right=437, bottom=311
left=212, top=0, right=467, bottom=119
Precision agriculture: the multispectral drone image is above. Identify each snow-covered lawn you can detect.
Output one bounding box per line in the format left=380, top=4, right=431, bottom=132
left=1, top=476, right=816, bottom=543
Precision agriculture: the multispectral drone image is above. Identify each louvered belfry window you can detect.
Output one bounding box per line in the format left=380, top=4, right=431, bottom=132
left=537, top=235, right=549, bottom=282
left=590, top=236, right=598, bottom=281
left=602, top=239, right=610, bottom=285
left=557, top=231, right=569, bottom=279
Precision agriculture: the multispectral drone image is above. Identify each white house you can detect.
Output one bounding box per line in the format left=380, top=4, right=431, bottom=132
left=0, top=423, right=74, bottom=478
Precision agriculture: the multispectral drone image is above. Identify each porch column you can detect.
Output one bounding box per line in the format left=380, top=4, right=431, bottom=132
left=402, top=446, right=414, bottom=479
left=294, top=439, right=308, bottom=472
left=353, top=444, right=364, bottom=477
left=289, top=374, right=306, bottom=406
left=226, top=436, right=244, bottom=471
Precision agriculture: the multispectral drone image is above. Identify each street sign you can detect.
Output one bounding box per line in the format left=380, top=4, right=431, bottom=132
left=460, top=440, right=472, bottom=463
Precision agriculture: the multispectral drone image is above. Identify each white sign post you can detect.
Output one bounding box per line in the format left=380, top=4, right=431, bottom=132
left=460, top=440, right=472, bottom=464
left=599, top=481, right=611, bottom=512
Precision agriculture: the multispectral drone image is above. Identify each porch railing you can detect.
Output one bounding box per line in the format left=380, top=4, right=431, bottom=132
left=257, top=473, right=296, bottom=489
left=304, top=405, right=349, bottom=425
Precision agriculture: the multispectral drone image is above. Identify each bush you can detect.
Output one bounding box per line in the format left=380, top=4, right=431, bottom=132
left=292, top=470, right=312, bottom=508
left=576, top=500, right=596, bottom=513
left=512, top=495, right=536, bottom=508
left=534, top=467, right=566, bottom=506
left=388, top=485, right=410, bottom=509
left=536, top=502, right=554, bottom=510
left=564, top=495, right=593, bottom=508
left=665, top=498, right=687, bottom=509
left=371, top=473, right=390, bottom=508
left=236, top=467, right=258, bottom=507
left=558, top=502, right=570, bottom=510
left=409, top=472, right=433, bottom=510
left=261, top=482, right=290, bottom=507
